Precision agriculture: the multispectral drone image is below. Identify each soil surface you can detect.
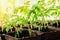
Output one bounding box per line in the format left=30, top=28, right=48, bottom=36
left=32, top=27, right=53, bottom=32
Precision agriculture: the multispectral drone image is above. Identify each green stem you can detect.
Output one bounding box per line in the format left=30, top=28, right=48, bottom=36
left=28, top=29, right=32, bottom=37
left=28, top=24, right=32, bottom=37
left=20, top=24, right=22, bottom=33
left=10, top=27, right=12, bottom=32
left=56, top=21, right=58, bottom=27
left=30, top=21, right=32, bottom=29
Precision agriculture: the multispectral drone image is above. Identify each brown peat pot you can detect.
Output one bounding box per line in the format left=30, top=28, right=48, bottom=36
left=32, top=26, right=60, bottom=40
left=5, top=29, right=43, bottom=40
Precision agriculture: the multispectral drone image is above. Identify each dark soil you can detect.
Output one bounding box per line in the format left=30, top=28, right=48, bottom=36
left=0, top=27, right=15, bottom=40
left=52, top=22, right=60, bottom=28
left=1, top=30, right=30, bottom=40
left=32, top=27, right=53, bottom=32
left=7, top=30, right=32, bottom=38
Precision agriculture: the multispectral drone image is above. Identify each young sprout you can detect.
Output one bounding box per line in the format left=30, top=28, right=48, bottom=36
left=38, top=25, right=42, bottom=31
left=2, top=18, right=12, bottom=33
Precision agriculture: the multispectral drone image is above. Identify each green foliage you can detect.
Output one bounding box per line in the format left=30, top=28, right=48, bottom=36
left=2, top=0, right=60, bottom=36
